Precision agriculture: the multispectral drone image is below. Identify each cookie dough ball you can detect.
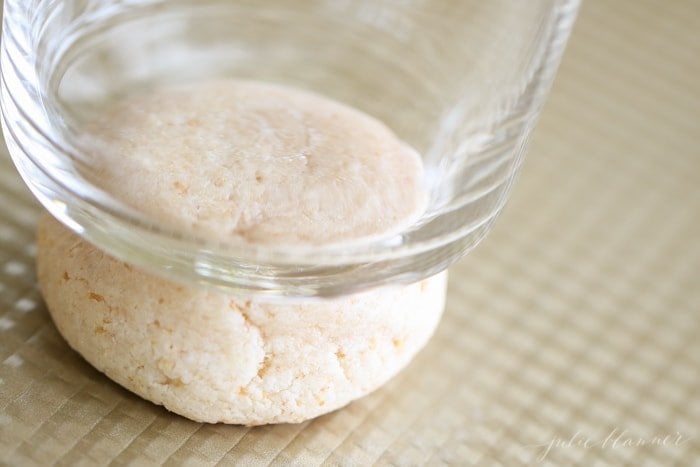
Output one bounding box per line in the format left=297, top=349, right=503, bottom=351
left=87, top=80, right=427, bottom=245
left=37, top=215, right=447, bottom=425
left=38, top=79, right=445, bottom=425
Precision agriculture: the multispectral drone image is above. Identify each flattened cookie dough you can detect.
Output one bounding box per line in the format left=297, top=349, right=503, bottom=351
left=38, top=80, right=446, bottom=425
left=87, top=80, right=427, bottom=245
left=37, top=215, right=447, bottom=425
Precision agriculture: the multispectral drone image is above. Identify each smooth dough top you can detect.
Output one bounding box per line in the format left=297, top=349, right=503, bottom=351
left=87, top=80, right=426, bottom=245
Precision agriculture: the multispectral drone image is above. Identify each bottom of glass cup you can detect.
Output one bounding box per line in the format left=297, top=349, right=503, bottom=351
left=0, top=0, right=577, bottom=296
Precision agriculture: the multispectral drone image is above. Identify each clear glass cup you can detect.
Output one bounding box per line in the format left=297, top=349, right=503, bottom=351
left=1, top=0, right=579, bottom=298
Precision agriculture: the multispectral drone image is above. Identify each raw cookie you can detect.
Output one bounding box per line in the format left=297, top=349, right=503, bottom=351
left=87, top=80, right=427, bottom=245
left=39, top=80, right=445, bottom=425
left=37, top=215, right=447, bottom=425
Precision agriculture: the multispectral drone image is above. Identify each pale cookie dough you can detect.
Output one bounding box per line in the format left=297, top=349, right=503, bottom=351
left=37, top=215, right=447, bottom=425
left=39, top=80, right=446, bottom=425
left=87, top=80, right=427, bottom=245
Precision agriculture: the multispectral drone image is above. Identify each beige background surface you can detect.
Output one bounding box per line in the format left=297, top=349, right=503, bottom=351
left=1, top=0, right=699, bottom=465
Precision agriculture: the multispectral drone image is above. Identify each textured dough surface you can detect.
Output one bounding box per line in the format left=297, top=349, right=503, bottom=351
left=41, top=80, right=444, bottom=425
left=87, top=80, right=427, bottom=245
left=37, top=215, right=447, bottom=425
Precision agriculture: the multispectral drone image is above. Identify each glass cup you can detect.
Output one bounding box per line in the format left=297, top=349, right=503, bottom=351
left=1, top=0, right=580, bottom=298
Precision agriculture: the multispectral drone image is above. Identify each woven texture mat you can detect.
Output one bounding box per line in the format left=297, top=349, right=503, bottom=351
left=1, top=0, right=699, bottom=465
